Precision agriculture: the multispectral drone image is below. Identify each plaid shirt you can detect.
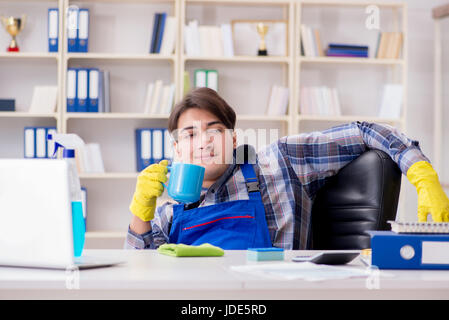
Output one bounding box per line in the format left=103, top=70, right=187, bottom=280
left=125, top=121, right=429, bottom=250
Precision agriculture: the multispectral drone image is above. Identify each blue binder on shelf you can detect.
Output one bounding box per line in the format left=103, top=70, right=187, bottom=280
left=23, top=127, right=56, bottom=159
left=76, top=68, right=89, bottom=112
left=155, top=13, right=166, bottom=54
left=48, top=8, right=59, bottom=52
left=152, top=128, right=164, bottom=164
left=46, top=127, right=57, bottom=158
left=24, top=127, right=36, bottom=159
left=67, top=6, right=78, bottom=52
left=88, top=68, right=99, bottom=112
left=150, top=13, right=161, bottom=53
left=136, top=128, right=152, bottom=172
left=77, top=8, right=89, bottom=52
left=35, top=127, right=48, bottom=159
left=163, top=128, right=173, bottom=161
left=67, top=68, right=77, bottom=112
left=369, top=231, right=449, bottom=270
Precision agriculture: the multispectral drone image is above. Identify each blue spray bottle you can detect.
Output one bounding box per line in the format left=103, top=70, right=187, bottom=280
left=48, top=133, right=85, bottom=257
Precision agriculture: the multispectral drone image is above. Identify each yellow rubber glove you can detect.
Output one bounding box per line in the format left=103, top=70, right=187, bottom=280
left=407, top=161, right=449, bottom=222
left=129, top=160, right=169, bottom=222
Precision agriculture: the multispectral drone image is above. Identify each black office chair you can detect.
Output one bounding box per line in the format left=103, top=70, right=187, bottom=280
left=310, top=149, right=402, bottom=250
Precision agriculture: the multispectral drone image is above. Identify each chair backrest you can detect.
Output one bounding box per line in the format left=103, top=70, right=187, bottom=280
left=311, top=150, right=402, bottom=250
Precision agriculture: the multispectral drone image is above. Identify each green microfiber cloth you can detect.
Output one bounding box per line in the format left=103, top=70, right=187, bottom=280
left=157, top=243, right=224, bottom=257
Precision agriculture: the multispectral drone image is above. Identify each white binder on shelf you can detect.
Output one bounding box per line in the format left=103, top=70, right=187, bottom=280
left=24, top=127, right=35, bottom=159
left=207, top=70, right=218, bottom=91
left=46, top=128, right=57, bottom=158
left=164, top=129, right=174, bottom=160
left=194, top=69, right=207, bottom=88
left=152, top=129, right=163, bottom=164
left=67, top=6, right=78, bottom=52
left=48, top=8, right=59, bottom=52
left=66, top=68, right=77, bottom=112
left=77, top=69, right=88, bottom=112
left=88, top=68, right=99, bottom=112
left=35, top=128, right=47, bottom=159
left=77, top=8, right=89, bottom=52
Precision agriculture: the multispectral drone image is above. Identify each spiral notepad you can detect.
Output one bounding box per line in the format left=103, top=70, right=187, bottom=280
left=388, top=220, right=449, bottom=234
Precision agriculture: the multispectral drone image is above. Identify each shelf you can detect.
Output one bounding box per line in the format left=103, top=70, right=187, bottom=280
left=298, top=114, right=404, bottom=124
left=237, top=114, right=290, bottom=122
left=79, top=172, right=138, bottom=179
left=300, top=0, right=405, bottom=8
left=66, top=52, right=176, bottom=61
left=85, top=231, right=127, bottom=239
left=69, top=0, right=174, bottom=3
left=0, top=112, right=58, bottom=119
left=0, top=52, right=58, bottom=60
left=299, top=56, right=405, bottom=65
left=65, top=113, right=170, bottom=120
left=184, top=55, right=291, bottom=64
left=186, top=0, right=291, bottom=5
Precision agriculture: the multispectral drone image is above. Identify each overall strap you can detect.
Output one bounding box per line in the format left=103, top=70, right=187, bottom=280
left=240, top=163, right=262, bottom=202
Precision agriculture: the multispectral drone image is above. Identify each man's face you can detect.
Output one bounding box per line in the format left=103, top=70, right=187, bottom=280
left=173, top=108, right=236, bottom=183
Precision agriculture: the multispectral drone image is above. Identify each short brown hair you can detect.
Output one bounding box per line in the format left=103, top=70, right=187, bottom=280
left=168, top=88, right=236, bottom=135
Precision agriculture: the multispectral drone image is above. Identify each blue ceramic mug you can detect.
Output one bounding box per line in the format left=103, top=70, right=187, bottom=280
left=163, top=162, right=205, bottom=203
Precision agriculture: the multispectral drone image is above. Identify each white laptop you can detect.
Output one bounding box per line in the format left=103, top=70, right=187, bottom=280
left=0, top=159, right=124, bottom=270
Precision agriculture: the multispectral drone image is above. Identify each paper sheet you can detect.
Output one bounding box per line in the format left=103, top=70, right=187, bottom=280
left=230, top=262, right=377, bottom=282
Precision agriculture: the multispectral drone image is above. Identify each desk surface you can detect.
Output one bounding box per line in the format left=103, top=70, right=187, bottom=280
left=1, top=250, right=449, bottom=299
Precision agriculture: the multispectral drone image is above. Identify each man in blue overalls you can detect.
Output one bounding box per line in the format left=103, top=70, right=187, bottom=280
left=126, top=88, right=449, bottom=250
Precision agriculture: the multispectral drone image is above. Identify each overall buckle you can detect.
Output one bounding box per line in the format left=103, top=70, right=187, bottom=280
left=246, top=181, right=259, bottom=193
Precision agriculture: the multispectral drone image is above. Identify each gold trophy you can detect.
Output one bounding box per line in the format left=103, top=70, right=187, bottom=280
left=1, top=15, right=26, bottom=52
left=256, top=22, right=269, bottom=56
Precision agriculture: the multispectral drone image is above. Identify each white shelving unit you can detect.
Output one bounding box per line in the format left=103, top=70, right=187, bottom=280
left=0, top=0, right=408, bottom=247
left=432, top=3, right=449, bottom=191
left=295, top=1, right=407, bottom=221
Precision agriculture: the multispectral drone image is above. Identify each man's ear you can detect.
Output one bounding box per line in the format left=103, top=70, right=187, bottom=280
left=174, top=141, right=181, bottom=160
left=232, top=130, right=237, bottom=149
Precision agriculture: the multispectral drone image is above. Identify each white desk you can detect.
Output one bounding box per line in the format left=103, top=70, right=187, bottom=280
left=1, top=250, right=449, bottom=300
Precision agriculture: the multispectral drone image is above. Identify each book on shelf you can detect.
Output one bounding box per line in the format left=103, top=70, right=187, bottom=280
left=300, top=24, right=324, bottom=57
left=266, top=85, right=289, bottom=116
left=375, top=32, right=403, bottom=59
left=184, top=20, right=234, bottom=57
left=143, top=80, right=175, bottom=115
left=66, top=68, right=110, bottom=113
left=0, top=99, right=15, bottom=112
left=326, top=43, right=369, bottom=58
left=183, top=71, right=191, bottom=96
left=150, top=13, right=176, bottom=55
left=75, top=143, right=105, bottom=174
left=300, top=86, right=341, bottom=116
left=378, top=84, right=403, bottom=119
left=29, top=86, right=58, bottom=114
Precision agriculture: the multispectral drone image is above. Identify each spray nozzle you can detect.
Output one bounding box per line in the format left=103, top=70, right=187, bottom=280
left=47, top=133, right=85, bottom=159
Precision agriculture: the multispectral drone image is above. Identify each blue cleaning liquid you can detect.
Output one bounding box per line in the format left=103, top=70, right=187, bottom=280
left=72, top=201, right=85, bottom=257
